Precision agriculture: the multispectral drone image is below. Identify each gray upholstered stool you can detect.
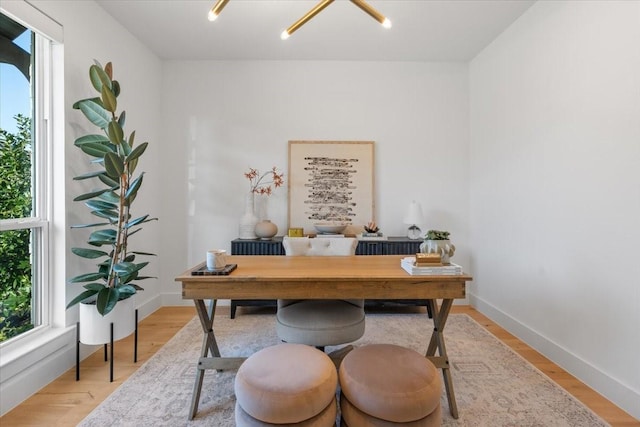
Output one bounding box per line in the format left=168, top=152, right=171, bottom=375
left=234, top=343, right=338, bottom=426
left=339, top=344, right=442, bottom=426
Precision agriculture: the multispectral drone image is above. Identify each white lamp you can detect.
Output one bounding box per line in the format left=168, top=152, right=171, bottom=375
left=403, top=201, right=424, bottom=240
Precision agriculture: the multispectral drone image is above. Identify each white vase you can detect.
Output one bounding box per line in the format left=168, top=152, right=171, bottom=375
left=79, top=295, right=136, bottom=345
left=239, top=193, right=259, bottom=239
left=255, top=220, right=278, bottom=240
left=420, top=239, right=456, bottom=264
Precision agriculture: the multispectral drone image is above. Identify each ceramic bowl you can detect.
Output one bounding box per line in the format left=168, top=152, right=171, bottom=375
left=314, top=223, right=347, bottom=234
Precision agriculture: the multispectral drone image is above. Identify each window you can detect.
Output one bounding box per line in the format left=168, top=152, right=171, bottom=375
left=0, top=10, right=55, bottom=344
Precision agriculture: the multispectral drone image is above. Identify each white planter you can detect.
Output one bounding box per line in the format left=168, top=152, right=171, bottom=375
left=79, top=295, right=136, bottom=345
left=420, top=239, right=456, bottom=264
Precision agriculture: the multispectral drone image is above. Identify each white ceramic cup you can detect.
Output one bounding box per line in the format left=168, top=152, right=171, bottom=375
left=206, top=249, right=227, bottom=270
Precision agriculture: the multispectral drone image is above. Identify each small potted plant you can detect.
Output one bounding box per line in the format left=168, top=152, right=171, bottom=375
left=421, top=230, right=455, bottom=264
left=66, top=60, right=157, bottom=345
left=363, top=221, right=382, bottom=237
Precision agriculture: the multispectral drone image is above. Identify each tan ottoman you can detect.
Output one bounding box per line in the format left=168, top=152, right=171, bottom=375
left=339, top=344, right=442, bottom=426
left=235, top=398, right=337, bottom=426
left=234, top=343, right=338, bottom=426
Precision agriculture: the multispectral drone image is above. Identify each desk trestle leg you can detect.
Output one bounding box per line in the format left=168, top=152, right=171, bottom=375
left=189, top=299, right=219, bottom=420
left=426, top=298, right=458, bottom=419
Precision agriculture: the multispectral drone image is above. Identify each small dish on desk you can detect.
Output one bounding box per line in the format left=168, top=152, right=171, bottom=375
left=191, top=264, right=238, bottom=276
left=314, top=223, right=347, bottom=234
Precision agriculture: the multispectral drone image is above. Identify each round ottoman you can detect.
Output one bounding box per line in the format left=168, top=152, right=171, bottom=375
left=339, top=344, right=442, bottom=426
left=234, top=343, right=338, bottom=426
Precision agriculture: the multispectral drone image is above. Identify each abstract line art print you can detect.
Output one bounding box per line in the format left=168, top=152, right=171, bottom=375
left=288, top=141, right=374, bottom=235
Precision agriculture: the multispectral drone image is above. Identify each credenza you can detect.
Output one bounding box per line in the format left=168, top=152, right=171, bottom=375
left=229, top=236, right=426, bottom=318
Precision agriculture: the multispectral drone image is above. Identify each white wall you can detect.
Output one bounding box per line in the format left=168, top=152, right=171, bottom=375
left=55, top=1, right=163, bottom=321
left=159, top=60, right=471, bottom=305
left=469, top=0, right=640, bottom=418
left=0, top=0, right=162, bottom=415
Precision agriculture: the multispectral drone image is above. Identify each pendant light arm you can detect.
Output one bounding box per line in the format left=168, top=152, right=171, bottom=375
left=208, top=0, right=230, bottom=21
left=281, top=0, right=335, bottom=39
left=208, top=0, right=391, bottom=37
left=350, top=0, right=392, bottom=28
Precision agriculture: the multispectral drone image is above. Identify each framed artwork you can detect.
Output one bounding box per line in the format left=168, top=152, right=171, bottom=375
left=288, top=141, right=375, bottom=235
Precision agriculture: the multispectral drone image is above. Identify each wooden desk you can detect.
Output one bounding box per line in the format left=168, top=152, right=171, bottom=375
left=229, top=237, right=425, bottom=318
left=176, top=255, right=472, bottom=420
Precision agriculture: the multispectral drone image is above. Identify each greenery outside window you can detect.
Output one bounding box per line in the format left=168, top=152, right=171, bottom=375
left=0, top=11, right=52, bottom=343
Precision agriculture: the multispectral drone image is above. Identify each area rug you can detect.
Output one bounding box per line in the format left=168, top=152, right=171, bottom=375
left=79, top=311, right=608, bottom=426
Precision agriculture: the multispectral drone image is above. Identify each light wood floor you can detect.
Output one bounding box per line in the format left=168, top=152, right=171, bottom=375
left=1, top=305, right=638, bottom=426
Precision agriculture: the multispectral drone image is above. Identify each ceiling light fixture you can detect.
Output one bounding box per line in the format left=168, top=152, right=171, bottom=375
left=207, top=0, right=230, bottom=22
left=207, top=0, right=392, bottom=38
left=281, top=0, right=334, bottom=40
left=350, top=0, right=392, bottom=29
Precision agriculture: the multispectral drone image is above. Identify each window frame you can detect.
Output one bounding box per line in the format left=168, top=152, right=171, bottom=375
left=0, top=3, right=63, bottom=350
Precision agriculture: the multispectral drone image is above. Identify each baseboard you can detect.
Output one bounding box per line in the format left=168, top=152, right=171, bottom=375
left=135, top=294, right=163, bottom=319
left=0, top=327, right=75, bottom=416
left=0, top=295, right=162, bottom=417
left=469, top=293, right=640, bottom=420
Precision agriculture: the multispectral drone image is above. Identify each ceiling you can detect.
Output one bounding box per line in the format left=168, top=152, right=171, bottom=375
left=95, top=0, right=535, bottom=62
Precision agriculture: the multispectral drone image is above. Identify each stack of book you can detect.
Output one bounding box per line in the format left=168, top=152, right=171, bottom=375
left=415, top=252, right=442, bottom=266
left=400, top=257, right=463, bottom=275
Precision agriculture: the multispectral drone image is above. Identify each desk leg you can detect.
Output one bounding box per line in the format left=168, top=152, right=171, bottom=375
left=426, top=298, right=458, bottom=419
left=189, top=299, right=219, bottom=420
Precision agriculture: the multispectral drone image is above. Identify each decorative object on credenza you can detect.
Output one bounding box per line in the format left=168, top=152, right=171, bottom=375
left=363, top=221, right=381, bottom=236
left=245, top=167, right=284, bottom=195
left=255, top=220, right=278, bottom=240
left=288, top=227, right=304, bottom=237
left=239, top=192, right=259, bottom=240
left=420, top=230, right=456, bottom=265
left=424, top=229, right=450, bottom=240
left=403, top=201, right=424, bottom=240
left=240, top=167, right=284, bottom=239
left=314, top=222, right=347, bottom=234
left=360, top=221, right=384, bottom=239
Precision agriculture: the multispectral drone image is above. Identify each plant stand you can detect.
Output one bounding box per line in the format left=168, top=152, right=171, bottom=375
left=75, top=309, right=138, bottom=382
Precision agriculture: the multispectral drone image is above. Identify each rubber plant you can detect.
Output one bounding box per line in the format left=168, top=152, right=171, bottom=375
left=67, top=60, right=156, bottom=316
